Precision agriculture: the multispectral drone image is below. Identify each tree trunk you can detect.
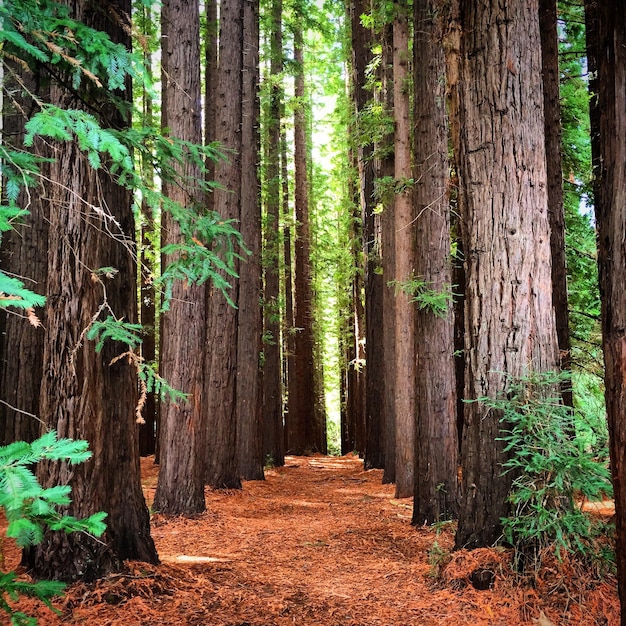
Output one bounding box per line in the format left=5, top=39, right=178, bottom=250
left=453, top=0, right=559, bottom=549
left=584, top=1, right=626, bottom=620
left=348, top=0, right=385, bottom=469
left=392, top=10, right=415, bottom=499
left=23, top=0, right=158, bottom=580
left=540, top=0, right=573, bottom=407
left=0, top=66, right=47, bottom=446
left=204, top=0, right=243, bottom=489
left=286, top=26, right=323, bottom=455
left=412, top=0, right=459, bottom=525
left=153, top=0, right=207, bottom=515
left=262, top=0, right=285, bottom=469
left=237, top=0, right=264, bottom=480
left=379, top=24, right=396, bottom=484
left=138, top=2, right=158, bottom=457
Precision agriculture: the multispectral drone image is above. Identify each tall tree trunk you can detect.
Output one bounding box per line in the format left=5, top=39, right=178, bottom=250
left=205, top=0, right=218, bottom=199
left=392, top=9, right=415, bottom=498
left=411, top=0, right=459, bottom=525
left=0, top=66, right=47, bottom=446
left=138, top=2, right=158, bottom=457
left=584, top=1, right=626, bottom=620
left=23, top=0, right=158, bottom=580
left=262, top=0, right=285, bottom=468
left=205, top=0, right=243, bottom=488
left=379, top=24, right=396, bottom=484
left=540, top=0, right=573, bottom=407
left=154, top=0, right=208, bottom=515
left=286, top=26, right=323, bottom=454
left=453, top=0, right=559, bottom=549
left=349, top=0, right=385, bottom=469
left=237, top=0, right=264, bottom=480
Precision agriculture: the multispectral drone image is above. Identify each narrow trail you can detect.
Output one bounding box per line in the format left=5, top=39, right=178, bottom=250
left=10, top=455, right=619, bottom=625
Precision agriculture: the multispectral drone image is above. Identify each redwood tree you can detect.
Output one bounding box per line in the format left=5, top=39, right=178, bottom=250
left=23, top=0, right=158, bottom=580
left=236, top=0, right=264, bottom=480
left=392, top=6, right=415, bottom=499
left=0, top=67, right=48, bottom=446
left=540, top=0, right=573, bottom=407
left=584, top=0, right=626, bottom=619
left=286, top=22, right=326, bottom=455
left=262, top=0, right=286, bottom=468
left=412, top=0, right=459, bottom=525
left=204, top=0, right=244, bottom=488
left=153, top=0, right=207, bottom=515
left=452, top=0, right=559, bottom=549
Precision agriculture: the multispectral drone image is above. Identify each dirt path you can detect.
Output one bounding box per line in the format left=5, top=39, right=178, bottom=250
left=10, top=455, right=620, bottom=625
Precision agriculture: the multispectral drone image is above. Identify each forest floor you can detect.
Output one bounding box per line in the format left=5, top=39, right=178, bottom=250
left=6, top=454, right=620, bottom=625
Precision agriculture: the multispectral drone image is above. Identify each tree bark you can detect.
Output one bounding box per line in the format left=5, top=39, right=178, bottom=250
left=540, top=0, right=573, bottom=407
left=584, top=1, right=626, bottom=620
left=453, top=0, right=559, bottom=549
left=392, top=9, right=415, bottom=499
left=379, top=24, right=396, bottom=484
left=154, top=0, right=207, bottom=515
left=236, top=0, right=264, bottom=480
left=23, top=0, right=158, bottom=580
left=286, top=26, right=325, bottom=454
left=204, top=0, right=243, bottom=488
left=412, top=0, right=459, bottom=525
left=262, top=0, right=285, bottom=468
left=348, top=0, right=385, bottom=469
left=0, top=66, right=48, bottom=446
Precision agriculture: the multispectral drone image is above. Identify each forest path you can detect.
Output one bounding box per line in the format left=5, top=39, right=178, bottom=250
left=10, top=455, right=619, bottom=625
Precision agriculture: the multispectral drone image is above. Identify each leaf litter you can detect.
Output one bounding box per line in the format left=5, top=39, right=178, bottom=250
left=5, top=454, right=620, bottom=625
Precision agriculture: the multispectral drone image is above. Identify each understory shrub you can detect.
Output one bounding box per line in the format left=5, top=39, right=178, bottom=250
left=485, top=371, right=613, bottom=573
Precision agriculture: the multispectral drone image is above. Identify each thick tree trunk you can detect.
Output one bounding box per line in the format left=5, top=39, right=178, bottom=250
left=412, top=0, right=459, bottom=525
left=154, top=0, right=207, bottom=515
left=237, top=0, right=264, bottom=480
left=379, top=25, right=396, bottom=484
left=584, top=1, right=626, bottom=620
left=0, top=68, right=47, bottom=446
left=348, top=0, right=385, bottom=469
left=286, top=27, right=324, bottom=455
left=453, top=0, right=559, bottom=549
left=23, top=0, right=157, bottom=580
left=540, top=0, right=573, bottom=407
left=204, top=0, right=244, bottom=489
left=392, top=11, right=415, bottom=499
left=262, top=0, right=285, bottom=469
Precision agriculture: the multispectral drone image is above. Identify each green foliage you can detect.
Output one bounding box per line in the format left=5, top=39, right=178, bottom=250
left=389, top=274, right=453, bottom=318
left=0, top=432, right=107, bottom=624
left=137, top=360, right=189, bottom=405
left=0, top=274, right=46, bottom=311
left=86, top=316, right=144, bottom=353
left=486, top=372, right=613, bottom=572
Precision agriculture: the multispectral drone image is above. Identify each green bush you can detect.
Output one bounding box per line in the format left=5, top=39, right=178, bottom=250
left=0, top=431, right=107, bottom=625
left=482, top=371, right=613, bottom=572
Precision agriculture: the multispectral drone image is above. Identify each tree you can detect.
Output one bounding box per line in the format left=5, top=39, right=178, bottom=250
left=153, top=0, right=208, bottom=515
left=20, top=0, right=158, bottom=580
left=262, top=0, right=286, bottom=468
left=391, top=5, right=415, bottom=498
left=584, top=0, right=626, bottom=619
left=452, top=0, right=559, bottom=549
left=286, top=16, right=327, bottom=455
left=540, top=0, right=573, bottom=408
left=349, top=0, right=386, bottom=470
left=411, top=0, right=459, bottom=525
left=0, top=64, right=48, bottom=446
left=205, top=0, right=244, bottom=488
left=236, top=0, right=264, bottom=480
